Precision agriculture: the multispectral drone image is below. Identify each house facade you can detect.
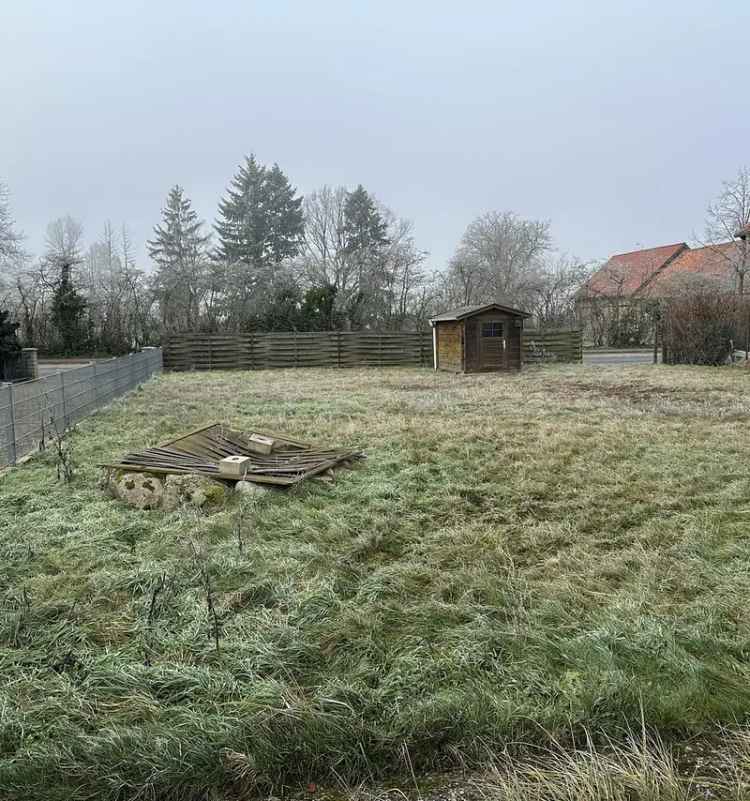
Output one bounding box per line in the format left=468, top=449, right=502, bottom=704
left=577, top=234, right=749, bottom=346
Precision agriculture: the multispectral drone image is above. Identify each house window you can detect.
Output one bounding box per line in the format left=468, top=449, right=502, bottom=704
left=481, top=322, right=503, bottom=337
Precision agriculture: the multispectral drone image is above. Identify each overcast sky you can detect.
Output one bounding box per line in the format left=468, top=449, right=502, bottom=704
left=1, top=0, right=748, bottom=273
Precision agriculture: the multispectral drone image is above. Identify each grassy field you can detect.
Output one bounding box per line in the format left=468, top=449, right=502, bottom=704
left=3, top=364, right=750, bottom=799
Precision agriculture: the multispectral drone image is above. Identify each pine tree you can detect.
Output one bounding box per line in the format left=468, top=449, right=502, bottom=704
left=215, top=155, right=304, bottom=268
left=342, top=185, right=390, bottom=256
left=51, top=266, right=87, bottom=356
left=264, top=163, right=305, bottom=264
left=341, top=185, right=390, bottom=327
left=45, top=216, right=88, bottom=355
left=148, top=186, right=211, bottom=330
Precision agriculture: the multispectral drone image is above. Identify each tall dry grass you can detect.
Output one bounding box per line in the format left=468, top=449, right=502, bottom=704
left=2, top=364, right=750, bottom=799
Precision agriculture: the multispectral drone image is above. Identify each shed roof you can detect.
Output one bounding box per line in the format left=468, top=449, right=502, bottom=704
left=430, top=302, right=531, bottom=323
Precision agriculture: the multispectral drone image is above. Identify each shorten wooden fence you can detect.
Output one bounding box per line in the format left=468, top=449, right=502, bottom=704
left=523, top=329, right=583, bottom=364
left=163, top=332, right=433, bottom=371
left=163, top=329, right=582, bottom=371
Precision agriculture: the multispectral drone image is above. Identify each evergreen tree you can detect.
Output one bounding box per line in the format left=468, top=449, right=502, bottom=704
left=341, top=185, right=390, bottom=326
left=264, top=163, right=305, bottom=263
left=148, top=186, right=211, bottom=331
left=215, top=155, right=304, bottom=268
left=300, top=284, right=339, bottom=330
left=342, top=185, right=389, bottom=256
left=51, top=265, right=87, bottom=355
left=0, top=309, right=20, bottom=378
left=261, top=281, right=303, bottom=331
left=45, top=216, right=88, bottom=355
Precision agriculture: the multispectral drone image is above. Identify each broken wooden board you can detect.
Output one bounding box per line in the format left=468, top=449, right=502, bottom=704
left=102, top=423, right=363, bottom=487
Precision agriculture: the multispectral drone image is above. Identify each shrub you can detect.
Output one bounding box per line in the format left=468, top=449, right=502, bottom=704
left=661, top=291, right=747, bottom=365
left=0, top=308, right=20, bottom=380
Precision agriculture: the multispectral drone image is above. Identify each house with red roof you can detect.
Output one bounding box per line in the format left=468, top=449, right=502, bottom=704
left=577, top=229, right=749, bottom=345
left=582, top=242, right=689, bottom=299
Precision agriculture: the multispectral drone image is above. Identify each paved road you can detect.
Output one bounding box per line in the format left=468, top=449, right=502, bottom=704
left=583, top=350, right=659, bottom=365
left=37, top=360, right=92, bottom=378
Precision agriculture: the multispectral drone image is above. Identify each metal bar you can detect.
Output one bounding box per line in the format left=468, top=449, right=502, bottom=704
left=8, top=384, right=17, bottom=465
left=60, top=371, right=68, bottom=428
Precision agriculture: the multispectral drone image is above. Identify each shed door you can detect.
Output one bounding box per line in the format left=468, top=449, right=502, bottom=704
left=479, top=320, right=507, bottom=370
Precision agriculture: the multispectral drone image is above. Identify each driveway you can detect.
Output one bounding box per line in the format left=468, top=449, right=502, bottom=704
left=37, top=359, right=93, bottom=378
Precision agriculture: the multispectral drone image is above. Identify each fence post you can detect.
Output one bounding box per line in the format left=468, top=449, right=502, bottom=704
left=60, top=370, right=69, bottom=428
left=93, top=360, right=100, bottom=407
left=7, top=384, right=17, bottom=465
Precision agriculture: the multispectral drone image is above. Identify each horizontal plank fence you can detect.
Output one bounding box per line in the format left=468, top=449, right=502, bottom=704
left=0, top=348, right=162, bottom=470
left=163, top=332, right=434, bottom=371
left=523, top=329, right=583, bottom=363
left=163, top=329, right=583, bottom=371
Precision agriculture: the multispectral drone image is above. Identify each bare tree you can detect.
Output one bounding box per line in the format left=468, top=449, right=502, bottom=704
left=14, top=269, right=50, bottom=346
left=300, top=186, right=430, bottom=329
left=704, top=165, right=750, bottom=294
left=0, top=181, right=24, bottom=264
left=445, top=211, right=552, bottom=307
left=528, top=255, right=592, bottom=328
left=0, top=183, right=28, bottom=317
left=300, top=185, right=349, bottom=290
left=43, top=216, right=85, bottom=282
left=377, top=211, right=429, bottom=329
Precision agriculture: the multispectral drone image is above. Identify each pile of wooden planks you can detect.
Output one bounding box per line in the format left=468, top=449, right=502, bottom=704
left=103, top=423, right=362, bottom=487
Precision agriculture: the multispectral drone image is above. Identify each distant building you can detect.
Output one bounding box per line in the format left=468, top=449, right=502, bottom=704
left=577, top=233, right=749, bottom=346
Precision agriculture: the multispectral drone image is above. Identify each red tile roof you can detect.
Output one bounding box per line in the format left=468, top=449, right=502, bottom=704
left=649, top=242, right=740, bottom=293
left=583, top=242, right=688, bottom=297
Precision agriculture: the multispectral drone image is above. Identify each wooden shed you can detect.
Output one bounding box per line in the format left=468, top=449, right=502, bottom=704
left=430, top=303, right=531, bottom=373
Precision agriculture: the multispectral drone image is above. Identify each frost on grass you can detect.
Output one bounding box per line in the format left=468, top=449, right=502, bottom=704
left=2, top=365, right=750, bottom=800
